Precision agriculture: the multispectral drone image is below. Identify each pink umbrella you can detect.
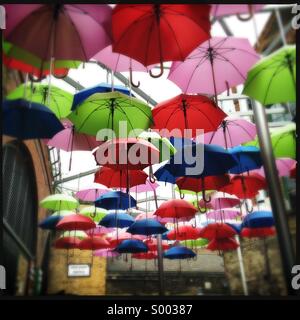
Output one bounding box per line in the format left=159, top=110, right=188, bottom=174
left=202, top=118, right=257, bottom=149
left=121, top=180, right=159, bottom=193
left=251, top=158, right=297, bottom=178
left=93, top=248, right=120, bottom=258
left=168, top=37, right=260, bottom=102
left=93, top=45, right=153, bottom=88
left=75, top=187, right=109, bottom=202
left=199, top=194, right=240, bottom=210
left=211, top=5, right=265, bottom=19
left=207, top=209, right=241, bottom=221
left=86, top=226, right=115, bottom=237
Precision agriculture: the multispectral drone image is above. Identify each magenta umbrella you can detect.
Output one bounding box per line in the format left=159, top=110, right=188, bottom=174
left=86, top=226, right=115, bottom=237
left=202, top=118, right=257, bottom=149
left=168, top=37, right=260, bottom=102
left=251, top=158, right=297, bottom=178
left=93, top=249, right=120, bottom=258
left=93, top=45, right=154, bottom=88
left=207, top=209, right=241, bottom=221
left=211, top=5, right=265, bottom=19
left=75, top=186, right=109, bottom=202
left=199, top=193, right=240, bottom=210
left=121, top=180, right=159, bottom=193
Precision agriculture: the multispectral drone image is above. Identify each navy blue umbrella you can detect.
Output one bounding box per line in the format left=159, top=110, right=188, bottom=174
left=242, top=211, right=274, bottom=229
left=99, top=212, right=135, bottom=228
left=154, top=164, right=177, bottom=184
left=95, top=191, right=136, bottom=210
left=39, top=215, right=62, bottom=230
left=3, top=99, right=64, bottom=139
left=115, top=239, right=148, bottom=253
left=127, top=219, right=168, bottom=236
left=229, top=146, right=262, bottom=174
left=164, top=246, right=196, bottom=259
left=226, top=222, right=242, bottom=234
left=71, top=83, right=133, bottom=110
left=165, top=143, right=237, bottom=178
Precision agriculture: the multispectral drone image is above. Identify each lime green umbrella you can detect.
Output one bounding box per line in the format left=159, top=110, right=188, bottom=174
left=7, top=83, right=73, bottom=119
left=80, top=206, right=107, bottom=223
left=180, top=238, right=209, bottom=248
left=138, top=131, right=176, bottom=162
left=52, top=210, right=75, bottom=217
left=245, top=123, right=296, bottom=159
left=61, top=230, right=88, bottom=239
left=243, top=45, right=296, bottom=105
left=40, top=194, right=79, bottom=211
left=68, top=92, right=153, bottom=137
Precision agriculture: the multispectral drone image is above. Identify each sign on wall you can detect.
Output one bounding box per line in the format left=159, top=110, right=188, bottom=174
left=67, top=264, right=91, bottom=277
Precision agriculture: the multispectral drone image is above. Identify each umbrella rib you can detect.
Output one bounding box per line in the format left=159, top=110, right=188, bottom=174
left=76, top=105, right=110, bottom=132
left=229, top=122, right=256, bottom=142
left=188, top=104, right=222, bottom=129
left=163, top=107, right=182, bottom=128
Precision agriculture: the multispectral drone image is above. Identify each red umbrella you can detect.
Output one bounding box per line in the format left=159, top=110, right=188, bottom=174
left=198, top=223, right=237, bottom=240
left=220, top=173, right=267, bottom=199
left=56, top=214, right=96, bottom=231
left=167, top=225, right=201, bottom=241
left=207, top=237, right=239, bottom=251
left=95, top=138, right=160, bottom=170
left=241, top=227, right=276, bottom=238
left=112, top=4, right=211, bottom=77
left=94, top=166, right=148, bottom=189
left=154, top=199, right=197, bottom=219
left=152, top=94, right=226, bottom=138
left=54, top=237, right=81, bottom=249
left=78, top=236, right=111, bottom=250
left=132, top=251, right=158, bottom=260
left=143, top=238, right=169, bottom=251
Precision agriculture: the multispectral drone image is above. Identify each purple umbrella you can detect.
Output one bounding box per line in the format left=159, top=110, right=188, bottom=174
left=75, top=187, right=109, bottom=202
left=202, top=118, right=257, bottom=149
left=93, top=45, right=154, bottom=88
left=93, top=249, right=120, bottom=258
left=251, top=158, right=297, bottom=178
left=121, top=180, right=159, bottom=193
left=4, top=4, right=112, bottom=62
left=211, top=5, right=265, bottom=19
left=207, top=209, right=241, bottom=221
left=168, top=37, right=260, bottom=102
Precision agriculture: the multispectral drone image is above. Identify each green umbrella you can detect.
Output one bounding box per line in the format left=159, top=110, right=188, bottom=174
left=52, top=210, right=75, bottom=217
left=138, top=131, right=176, bottom=162
left=3, top=41, right=81, bottom=76
left=7, top=83, right=73, bottom=119
left=180, top=238, right=209, bottom=248
left=243, top=45, right=296, bottom=105
left=68, top=92, right=153, bottom=137
left=245, top=123, right=296, bottom=159
left=40, top=194, right=79, bottom=211
left=61, top=230, right=88, bottom=239
left=80, top=206, right=108, bottom=223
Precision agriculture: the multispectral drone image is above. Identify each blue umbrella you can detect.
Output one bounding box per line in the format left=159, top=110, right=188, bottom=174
left=3, top=99, right=64, bottom=139
left=115, top=239, right=148, bottom=253
left=229, top=146, right=262, bottom=174
left=242, top=211, right=274, bottom=229
left=39, top=215, right=62, bottom=230
left=165, top=143, right=237, bottom=178
left=164, top=246, right=196, bottom=259
left=71, top=83, right=133, bottom=110
left=154, top=164, right=177, bottom=184
left=99, top=212, right=135, bottom=228
left=226, top=222, right=242, bottom=234
left=127, top=219, right=168, bottom=236
left=95, top=191, right=136, bottom=210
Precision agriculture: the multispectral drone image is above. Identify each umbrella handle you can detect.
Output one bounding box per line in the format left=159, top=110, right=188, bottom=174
left=129, top=69, right=140, bottom=88
left=191, top=218, right=197, bottom=228
left=53, top=70, right=69, bottom=80
left=202, top=190, right=211, bottom=203
left=149, top=173, right=156, bottom=184
left=149, top=61, right=164, bottom=78
left=179, top=190, right=185, bottom=199
left=29, top=73, right=46, bottom=83
left=236, top=5, right=254, bottom=21
left=245, top=200, right=254, bottom=213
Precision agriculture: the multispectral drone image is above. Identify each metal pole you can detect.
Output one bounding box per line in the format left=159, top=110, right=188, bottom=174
left=275, top=8, right=287, bottom=46
left=251, top=99, right=295, bottom=294
left=235, top=235, right=249, bottom=295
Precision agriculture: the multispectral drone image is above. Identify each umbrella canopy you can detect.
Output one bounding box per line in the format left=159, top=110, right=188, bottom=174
left=115, top=239, right=148, bottom=254
left=56, top=214, right=96, bottom=231
left=112, top=4, right=211, bottom=69
left=242, top=211, right=274, bottom=229
left=99, top=212, right=135, bottom=228
left=122, top=180, right=159, bottom=193
left=40, top=194, right=79, bottom=211
left=199, top=193, right=240, bottom=210
left=54, top=237, right=81, bottom=249
left=207, top=237, right=239, bottom=251
left=198, top=223, right=237, bottom=240
left=79, top=207, right=108, bottom=223
left=154, top=199, right=197, bottom=219
left=4, top=4, right=112, bottom=61
left=181, top=238, right=209, bottom=248
left=68, top=92, right=153, bottom=137
left=207, top=209, right=241, bottom=221
left=251, top=158, right=297, bottom=178
left=168, top=37, right=259, bottom=98
left=203, top=118, right=257, bottom=148
left=108, top=231, right=145, bottom=248
left=229, top=146, right=262, bottom=174
left=226, top=223, right=242, bottom=234
left=7, top=84, right=73, bottom=119
left=211, top=5, right=265, bottom=17
left=61, top=231, right=88, bottom=239
left=39, top=210, right=74, bottom=230
left=93, top=249, right=120, bottom=258
left=95, top=191, right=137, bottom=210
left=71, top=83, right=133, bottom=111
left=241, top=227, right=276, bottom=238
left=144, top=238, right=169, bottom=251
left=154, top=165, right=177, bottom=184
left=220, top=173, right=267, bottom=199
left=78, top=237, right=110, bottom=250
left=86, top=226, right=114, bottom=237
left=127, top=219, right=168, bottom=236
left=75, top=187, right=109, bottom=202
left=151, top=94, right=227, bottom=138
left=3, top=99, right=64, bottom=140
left=243, top=45, right=296, bottom=105
left=164, top=246, right=196, bottom=260
left=94, top=167, right=148, bottom=189
left=290, top=162, right=296, bottom=179
left=132, top=252, right=158, bottom=260
left=167, top=226, right=201, bottom=241
left=94, top=138, right=160, bottom=170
